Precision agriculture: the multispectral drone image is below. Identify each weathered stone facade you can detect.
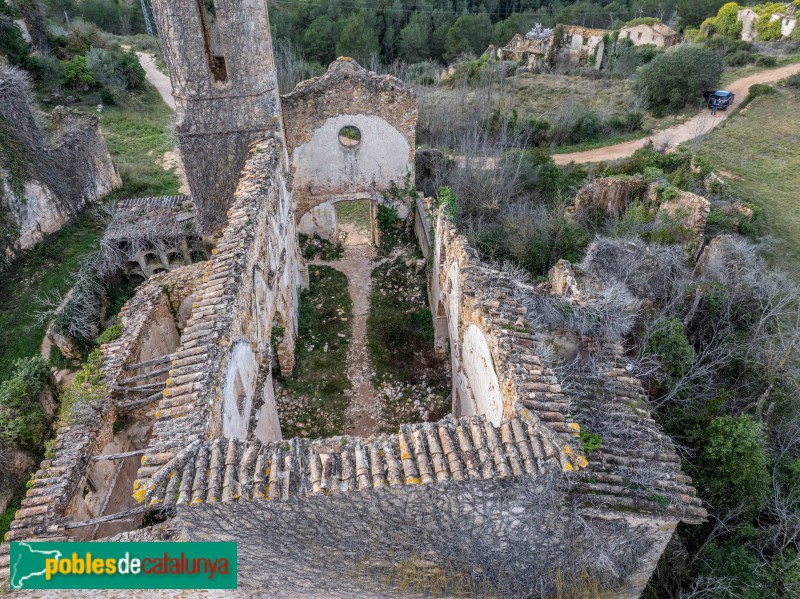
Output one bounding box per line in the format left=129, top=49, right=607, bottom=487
left=492, top=25, right=610, bottom=71
left=0, top=66, right=120, bottom=263
left=619, top=22, right=678, bottom=48
left=149, top=0, right=282, bottom=233
left=282, top=59, right=417, bottom=240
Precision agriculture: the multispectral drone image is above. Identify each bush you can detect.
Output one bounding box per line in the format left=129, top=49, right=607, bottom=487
left=634, top=45, right=723, bottom=115
left=86, top=46, right=145, bottom=91
left=58, top=349, right=106, bottom=426
left=690, top=414, right=771, bottom=515
left=86, top=46, right=122, bottom=88
left=645, top=317, right=695, bottom=388
left=0, top=15, right=32, bottom=68
left=63, top=55, right=95, bottom=87
left=116, top=50, right=145, bottom=89
left=0, top=357, right=50, bottom=448
left=746, top=83, right=775, bottom=103
left=782, top=72, right=800, bottom=88
left=683, top=28, right=705, bottom=43
left=724, top=50, right=755, bottom=66
left=754, top=54, right=777, bottom=67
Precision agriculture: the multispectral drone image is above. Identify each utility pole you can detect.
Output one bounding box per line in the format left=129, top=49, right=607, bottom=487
left=140, top=0, right=154, bottom=36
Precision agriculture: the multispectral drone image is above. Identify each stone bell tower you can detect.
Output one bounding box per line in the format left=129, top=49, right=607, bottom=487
left=150, top=0, right=282, bottom=232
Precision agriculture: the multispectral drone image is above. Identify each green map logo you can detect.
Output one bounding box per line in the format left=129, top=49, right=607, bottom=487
left=10, top=542, right=237, bottom=589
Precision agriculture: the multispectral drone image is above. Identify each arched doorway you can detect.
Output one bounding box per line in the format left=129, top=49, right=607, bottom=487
left=335, top=199, right=378, bottom=246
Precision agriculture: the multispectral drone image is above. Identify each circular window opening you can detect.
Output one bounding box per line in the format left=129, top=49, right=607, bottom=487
left=338, top=125, right=362, bottom=147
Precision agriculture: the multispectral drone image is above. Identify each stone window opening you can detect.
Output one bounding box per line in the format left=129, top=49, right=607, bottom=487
left=338, top=125, right=362, bottom=147
left=196, top=0, right=228, bottom=82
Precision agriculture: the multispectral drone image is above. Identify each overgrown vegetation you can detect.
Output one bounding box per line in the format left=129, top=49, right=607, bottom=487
left=0, top=357, right=50, bottom=448
left=276, top=266, right=353, bottom=438
left=634, top=44, right=723, bottom=115
left=299, top=233, right=344, bottom=261
left=367, top=216, right=449, bottom=430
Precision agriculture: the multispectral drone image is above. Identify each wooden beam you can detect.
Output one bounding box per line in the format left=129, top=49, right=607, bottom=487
left=117, top=366, right=172, bottom=385
left=118, top=391, right=164, bottom=412
left=90, top=449, right=147, bottom=462
left=124, top=354, right=175, bottom=371
left=110, top=382, right=165, bottom=392
left=63, top=506, right=149, bottom=529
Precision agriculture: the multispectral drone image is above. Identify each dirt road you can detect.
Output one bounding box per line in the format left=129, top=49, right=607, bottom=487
left=554, top=62, right=800, bottom=165
left=135, top=51, right=175, bottom=110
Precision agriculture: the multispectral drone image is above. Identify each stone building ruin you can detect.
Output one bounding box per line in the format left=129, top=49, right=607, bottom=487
left=491, top=24, right=610, bottom=71
left=102, top=195, right=205, bottom=282
left=1, top=2, right=708, bottom=596
left=0, top=65, right=121, bottom=264
left=619, top=22, right=678, bottom=48
left=283, top=59, right=417, bottom=244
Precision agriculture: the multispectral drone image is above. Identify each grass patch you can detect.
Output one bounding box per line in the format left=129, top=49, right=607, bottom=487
left=277, top=266, right=353, bottom=438
left=552, top=130, right=652, bottom=154
left=720, top=54, right=800, bottom=87
left=0, top=213, right=105, bottom=380
left=336, top=199, right=372, bottom=231
left=368, top=228, right=450, bottom=431
left=98, top=85, right=180, bottom=199
left=696, top=88, right=800, bottom=275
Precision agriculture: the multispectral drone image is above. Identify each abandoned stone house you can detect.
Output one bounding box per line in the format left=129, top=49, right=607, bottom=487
left=492, top=24, right=610, bottom=71
left=737, top=3, right=797, bottom=41
left=1, top=0, right=708, bottom=596
left=618, top=22, right=679, bottom=48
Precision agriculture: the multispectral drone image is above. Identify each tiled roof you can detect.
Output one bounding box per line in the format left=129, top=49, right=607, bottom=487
left=138, top=410, right=575, bottom=506
left=104, top=195, right=194, bottom=241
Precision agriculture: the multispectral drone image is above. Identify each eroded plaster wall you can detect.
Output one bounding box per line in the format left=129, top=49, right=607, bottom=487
left=282, top=59, right=417, bottom=229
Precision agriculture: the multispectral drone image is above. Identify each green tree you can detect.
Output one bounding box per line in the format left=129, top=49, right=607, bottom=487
left=398, top=12, right=431, bottom=63
left=691, top=414, right=771, bottom=515
left=336, top=11, right=380, bottom=65
left=302, top=15, right=339, bottom=65
left=634, top=45, right=723, bottom=114
left=63, top=55, right=96, bottom=87
left=645, top=317, right=696, bottom=388
left=491, top=12, right=538, bottom=46
left=443, top=13, right=493, bottom=63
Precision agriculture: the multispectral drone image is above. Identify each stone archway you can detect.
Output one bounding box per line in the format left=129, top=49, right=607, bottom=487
left=335, top=199, right=377, bottom=246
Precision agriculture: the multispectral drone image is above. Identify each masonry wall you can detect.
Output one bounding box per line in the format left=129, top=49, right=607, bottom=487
left=173, top=477, right=673, bottom=598
left=134, top=138, right=300, bottom=493
left=0, top=66, right=120, bottom=263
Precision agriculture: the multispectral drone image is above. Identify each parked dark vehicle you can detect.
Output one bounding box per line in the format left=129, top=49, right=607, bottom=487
left=703, top=90, right=735, bottom=110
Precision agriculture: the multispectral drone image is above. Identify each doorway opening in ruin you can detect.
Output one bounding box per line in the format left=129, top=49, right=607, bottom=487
left=335, top=199, right=377, bottom=246
left=196, top=0, right=228, bottom=82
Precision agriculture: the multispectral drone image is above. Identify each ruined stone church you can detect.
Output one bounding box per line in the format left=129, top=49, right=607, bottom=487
left=1, top=1, right=706, bottom=596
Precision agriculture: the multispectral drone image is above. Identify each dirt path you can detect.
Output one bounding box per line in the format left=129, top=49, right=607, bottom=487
left=135, top=51, right=175, bottom=110
left=311, top=243, right=381, bottom=435
left=553, top=62, right=800, bottom=165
